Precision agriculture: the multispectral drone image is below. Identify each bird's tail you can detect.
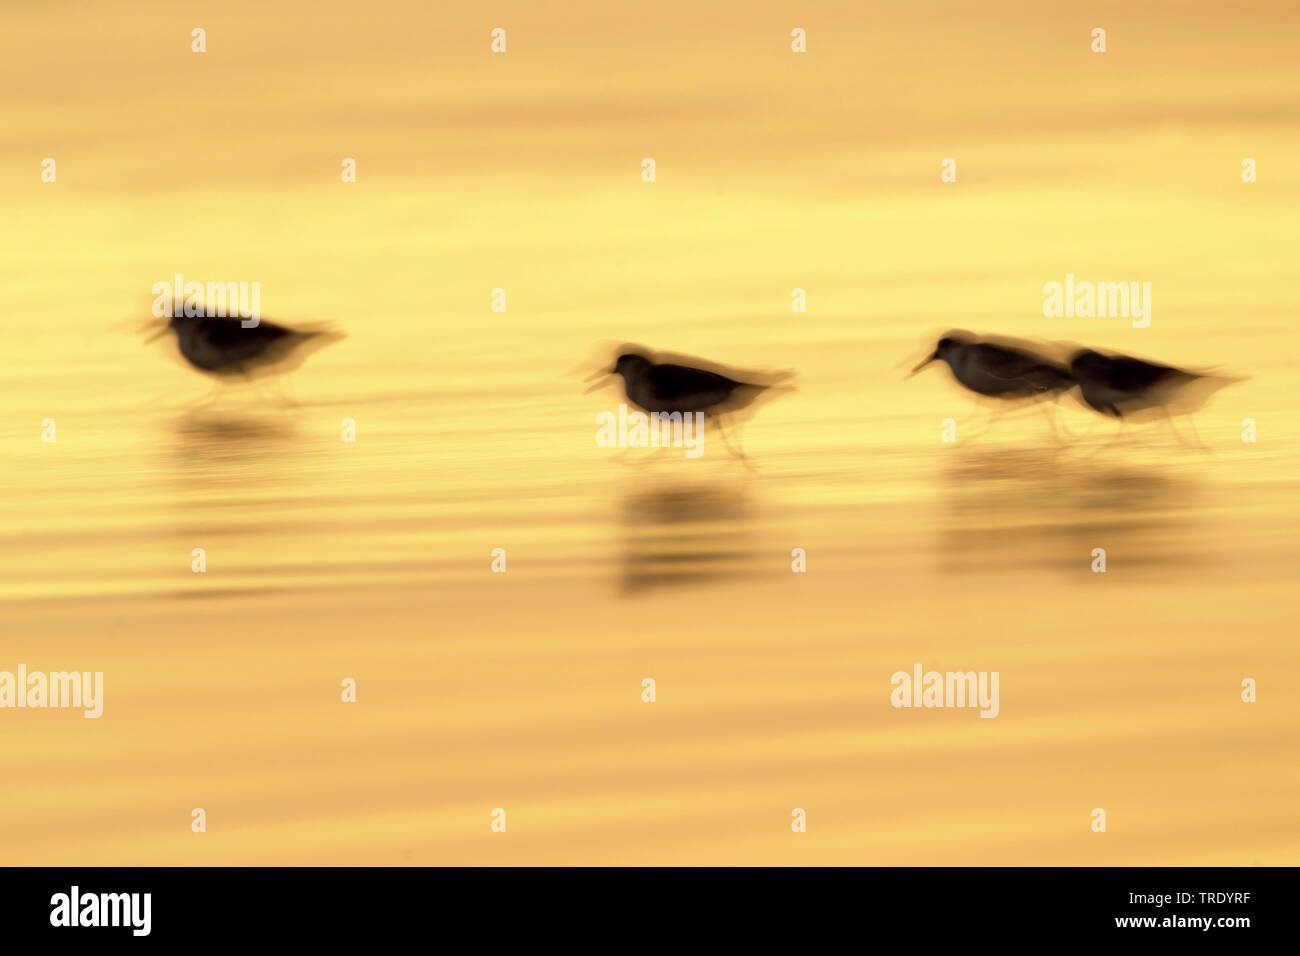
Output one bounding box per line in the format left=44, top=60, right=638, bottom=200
left=719, top=370, right=796, bottom=418
left=1146, top=368, right=1247, bottom=417
left=746, top=368, right=797, bottom=389
left=253, top=324, right=346, bottom=375
left=295, top=322, right=347, bottom=343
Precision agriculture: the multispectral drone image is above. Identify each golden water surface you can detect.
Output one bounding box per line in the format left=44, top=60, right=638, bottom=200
left=1, top=1, right=1298, bottom=865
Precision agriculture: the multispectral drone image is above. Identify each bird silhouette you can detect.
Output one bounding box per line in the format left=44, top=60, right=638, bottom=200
left=585, top=344, right=792, bottom=462
left=1067, top=348, right=1243, bottom=420
left=910, top=331, right=1074, bottom=399
left=611, top=353, right=755, bottom=415
left=148, top=311, right=343, bottom=379
left=589, top=345, right=790, bottom=417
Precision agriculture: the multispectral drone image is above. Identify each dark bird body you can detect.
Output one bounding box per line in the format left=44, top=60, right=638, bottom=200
left=1068, top=348, right=1239, bottom=419
left=612, top=354, right=761, bottom=415
left=152, top=313, right=343, bottom=378
left=911, top=331, right=1074, bottom=399
left=584, top=345, right=792, bottom=463
left=586, top=345, right=790, bottom=417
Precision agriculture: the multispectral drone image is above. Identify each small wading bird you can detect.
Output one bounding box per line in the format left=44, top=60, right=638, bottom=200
left=584, top=345, right=792, bottom=462
left=908, top=331, right=1244, bottom=448
left=909, top=330, right=1075, bottom=437
left=1067, top=347, right=1244, bottom=447
left=1067, top=348, right=1241, bottom=420
left=146, top=309, right=344, bottom=401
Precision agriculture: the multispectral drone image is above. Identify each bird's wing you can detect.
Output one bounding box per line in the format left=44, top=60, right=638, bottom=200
left=197, top=317, right=292, bottom=361
left=973, top=344, right=1063, bottom=382
left=1101, top=356, right=1180, bottom=390
left=648, top=363, right=745, bottom=399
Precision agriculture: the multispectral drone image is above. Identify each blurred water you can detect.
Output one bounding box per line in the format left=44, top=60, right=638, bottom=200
left=1, top=0, right=1298, bottom=864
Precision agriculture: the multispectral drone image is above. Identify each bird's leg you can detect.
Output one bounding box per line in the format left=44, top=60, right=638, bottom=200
left=1040, top=402, right=1063, bottom=444
left=959, top=406, right=1000, bottom=442
left=1182, top=413, right=1211, bottom=453
left=709, top=415, right=756, bottom=471
left=1037, top=398, right=1076, bottom=446
left=189, top=380, right=226, bottom=413
left=1160, top=407, right=1210, bottom=453
left=146, top=387, right=187, bottom=413
left=260, top=373, right=300, bottom=408
left=1082, top=415, right=1130, bottom=456
left=227, top=367, right=264, bottom=410
left=240, top=368, right=285, bottom=410
left=715, top=414, right=748, bottom=457
left=956, top=411, right=984, bottom=442
left=622, top=442, right=667, bottom=469
left=1064, top=401, right=1119, bottom=450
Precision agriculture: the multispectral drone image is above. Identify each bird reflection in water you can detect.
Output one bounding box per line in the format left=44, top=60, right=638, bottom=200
left=937, top=446, right=1208, bottom=575
left=165, top=412, right=301, bottom=501
left=619, top=481, right=758, bottom=594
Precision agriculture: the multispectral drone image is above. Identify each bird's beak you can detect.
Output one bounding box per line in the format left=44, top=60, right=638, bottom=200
left=583, top=367, right=614, bottom=393
left=144, top=326, right=169, bottom=343
left=908, top=354, right=937, bottom=377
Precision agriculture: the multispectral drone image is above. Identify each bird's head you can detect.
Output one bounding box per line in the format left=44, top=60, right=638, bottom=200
left=144, top=305, right=197, bottom=343
left=143, top=311, right=186, bottom=344
left=583, top=347, right=651, bottom=393
left=169, top=304, right=205, bottom=330
left=612, top=352, right=651, bottom=380
left=910, top=330, right=972, bottom=374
